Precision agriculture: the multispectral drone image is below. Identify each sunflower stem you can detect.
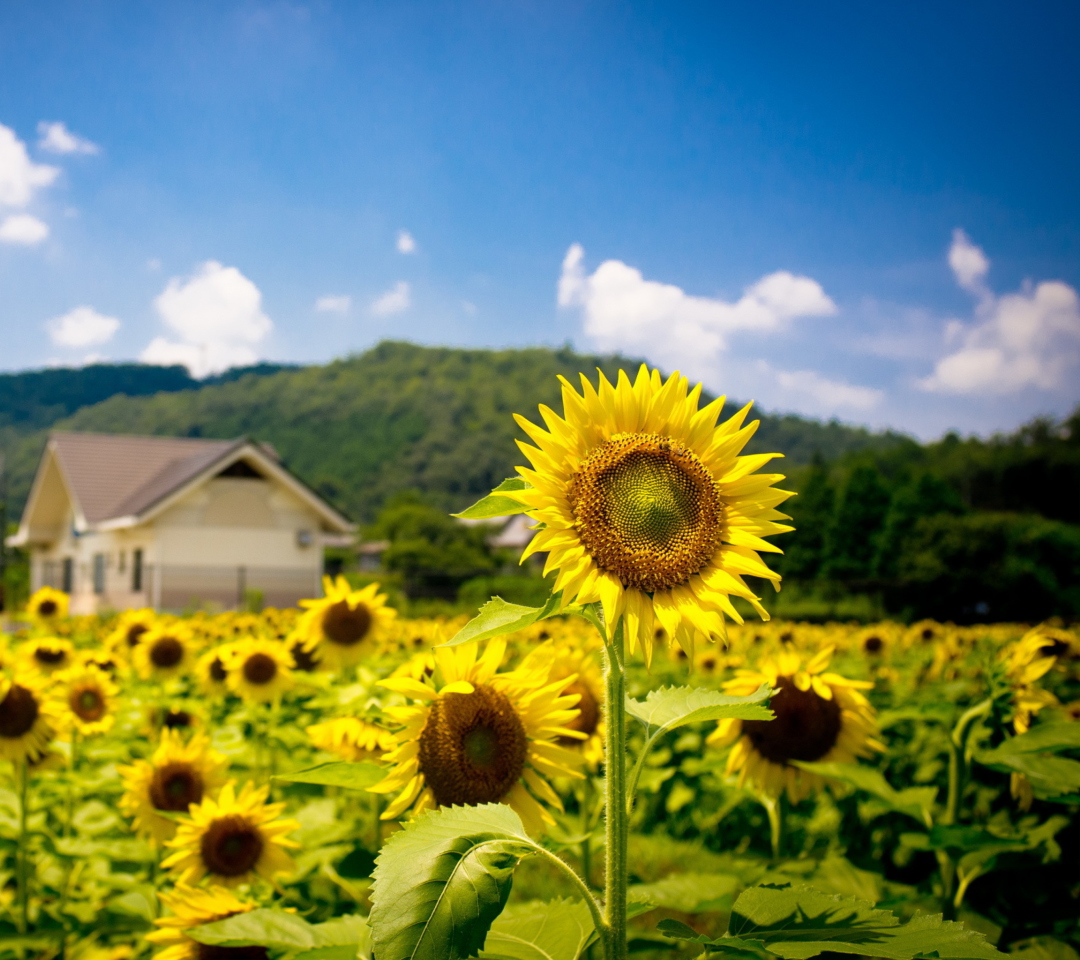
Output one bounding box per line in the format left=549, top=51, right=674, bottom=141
left=762, top=793, right=783, bottom=861
left=602, top=618, right=628, bottom=960
left=529, top=844, right=609, bottom=947
left=17, top=757, right=29, bottom=937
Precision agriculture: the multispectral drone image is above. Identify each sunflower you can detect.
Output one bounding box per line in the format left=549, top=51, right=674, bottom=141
left=20, top=636, right=75, bottom=675
left=0, top=673, right=57, bottom=764
left=222, top=638, right=294, bottom=703
left=51, top=664, right=119, bottom=737
left=107, top=608, right=158, bottom=657
left=26, top=586, right=69, bottom=621
left=133, top=624, right=198, bottom=681
left=707, top=647, right=881, bottom=803
left=371, top=638, right=584, bottom=834
left=118, top=730, right=228, bottom=844
left=502, top=365, right=793, bottom=663
left=195, top=644, right=235, bottom=697
left=308, top=717, right=398, bottom=761
left=296, top=576, right=396, bottom=671
left=161, top=781, right=300, bottom=887
left=145, top=884, right=260, bottom=960
left=520, top=642, right=604, bottom=767
left=288, top=636, right=321, bottom=672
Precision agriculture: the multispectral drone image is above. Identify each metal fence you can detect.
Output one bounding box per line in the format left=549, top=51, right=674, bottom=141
left=155, top=564, right=321, bottom=611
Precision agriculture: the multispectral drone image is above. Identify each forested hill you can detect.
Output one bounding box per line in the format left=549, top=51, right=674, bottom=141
left=0, top=341, right=903, bottom=522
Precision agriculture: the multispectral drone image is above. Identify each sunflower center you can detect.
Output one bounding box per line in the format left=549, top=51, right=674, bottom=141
left=568, top=434, right=724, bottom=592
left=34, top=647, right=66, bottom=665
left=38, top=600, right=58, bottom=617
left=163, top=709, right=193, bottom=729
left=127, top=624, right=148, bottom=647
left=71, top=687, right=106, bottom=722
left=149, top=761, right=204, bottom=812
left=290, top=641, right=319, bottom=672
left=150, top=637, right=184, bottom=668
left=322, top=600, right=372, bottom=646
left=198, top=944, right=270, bottom=960
left=210, top=657, right=228, bottom=683
left=741, top=676, right=842, bottom=765
left=0, top=685, right=40, bottom=739
left=418, top=684, right=528, bottom=807
left=201, top=815, right=264, bottom=877
left=863, top=636, right=883, bottom=654
left=243, top=653, right=277, bottom=685
left=558, top=681, right=599, bottom=745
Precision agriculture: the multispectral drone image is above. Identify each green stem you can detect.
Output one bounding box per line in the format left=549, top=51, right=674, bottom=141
left=762, top=794, right=783, bottom=861
left=625, top=732, right=659, bottom=815
left=602, top=618, right=628, bottom=960
left=530, top=845, right=609, bottom=947
left=17, top=758, right=29, bottom=936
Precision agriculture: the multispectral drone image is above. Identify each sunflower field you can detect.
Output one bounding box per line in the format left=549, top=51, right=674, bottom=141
left=1, top=366, right=1079, bottom=960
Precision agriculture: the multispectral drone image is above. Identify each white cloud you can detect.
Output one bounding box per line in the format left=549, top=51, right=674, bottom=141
left=559, top=243, right=837, bottom=376
left=0, top=123, right=59, bottom=208
left=315, top=294, right=351, bottom=313
left=37, top=121, right=99, bottom=156
left=0, top=213, right=49, bottom=245
left=769, top=364, right=883, bottom=413
left=140, top=261, right=272, bottom=378
left=46, top=306, right=121, bottom=348
left=919, top=232, right=1080, bottom=395
left=370, top=281, right=411, bottom=316
left=396, top=230, right=416, bottom=254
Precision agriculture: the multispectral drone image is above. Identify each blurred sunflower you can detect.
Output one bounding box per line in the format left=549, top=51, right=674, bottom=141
left=308, top=717, right=397, bottom=761
left=119, top=730, right=228, bottom=844
left=1003, top=631, right=1060, bottom=734
left=0, top=673, right=57, bottom=763
left=521, top=642, right=604, bottom=767
left=288, top=636, right=321, bottom=672
left=708, top=647, right=881, bottom=803
left=133, top=625, right=198, bottom=681
left=222, top=638, right=294, bottom=703
left=26, top=586, right=69, bottom=621
left=296, top=576, right=396, bottom=671
left=371, top=638, right=583, bottom=834
left=503, top=365, right=793, bottom=663
left=161, top=781, right=300, bottom=887
left=195, top=644, right=234, bottom=697
left=51, top=664, right=119, bottom=737
left=107, top=607, right=157, bottom=657
left=146, top=884, right=260, bottom=960
left=20, top=636, right=75, bottom=675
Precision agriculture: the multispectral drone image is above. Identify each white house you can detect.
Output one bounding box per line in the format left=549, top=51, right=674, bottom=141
left=8, top=432, right=354, bottom=613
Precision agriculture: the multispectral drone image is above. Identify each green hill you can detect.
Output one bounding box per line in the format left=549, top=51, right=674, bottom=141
left=0, top=341, right=903, bottom=522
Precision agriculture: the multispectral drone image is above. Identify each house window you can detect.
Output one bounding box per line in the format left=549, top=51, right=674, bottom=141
left=93, top=554, right=106, bottom=594
left=132, top=549, right=143, bottom=592
left=42, top=560, right=56, bottom=588
left=62, top=557, right=74, bottom=593
left=118, top=551, right=127, bottom=573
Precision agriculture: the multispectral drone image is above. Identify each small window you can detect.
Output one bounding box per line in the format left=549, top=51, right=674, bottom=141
left=93, top=554, right=105, bottom=595
left=42, top=560, right=57, bottom=588
left=132, top=549, right=144, bottom=592
left=62, top=557, right=74, bottom=594
left=118, top=551, right=127, bottom=574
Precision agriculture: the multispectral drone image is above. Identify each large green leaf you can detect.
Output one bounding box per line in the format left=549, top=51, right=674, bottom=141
left=189, top=908, right=318, bottom=949
left=294, top=915, right=372, bottom=960
left=979, top=723, right=1080, bottom=756
left=792, top=762, right=936, bottom=826
left=659, top=884, right=1003, bottom=960
left=443, top=593, right=565, bottom=647
left=274, top=761, right=386, bottom=789
left=370, top=803, right=538, bottom=960
left=973, top=751, right=1080, bottom=797
left=480, top=898, right=596, bottom=960
left=453, top=479, right=532, bottom=519
left=629, top=873, right=740, bottom=913
left=627, top=684, right=773, bottom=734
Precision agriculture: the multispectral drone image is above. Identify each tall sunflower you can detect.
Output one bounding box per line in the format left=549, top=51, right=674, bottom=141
left=133, top=625, right=198, bottom=681
left=371, top=639, right=583, bottom=834
left=296, top=576, right=396, bottom=671
left=707, top=647, right=881, bottom=803
left=26, top=586, right=69, bottom=621
left=503, top=366, right=792, bottom=663
left=0, top=673, right=57, bottom=764
left=161, top=781, right=300, bottom=887
left=118, top=730, right=228, bottom=844
left=146, top=884, right=261, bottom=960
left=222, top=638, right=295, bottom=703
left=51, top=664, right=119, bottom=737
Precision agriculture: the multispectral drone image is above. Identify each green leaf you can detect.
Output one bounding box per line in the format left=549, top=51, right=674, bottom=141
left=657, top=922, right=774, bottom=960
left=293, top=915, right=372, bottom=960
left=274, top=762, right=386, bottom=790
left=627, top=684, right=773, bottom=735
left=189, top=908, right=317, bottom=949
left=973, top=751, right=1080, bottom=797
left=980, top=723, right=1080, bottom=756
left=661, top=884, right=1004, bottom=960
left=454, top=479, right=532, bottom=519
left=792, top=762, right=936, bottom=826
left=480, top=898, right=596, bottom=960
left=629, top=873, right=739, bottom=913
left=370, top=803, right=538, bottom=960
left=443, top=593, right=565, bottom=647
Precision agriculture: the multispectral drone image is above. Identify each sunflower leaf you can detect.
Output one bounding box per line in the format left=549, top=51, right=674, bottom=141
left=627, top=684, right=774, bottom=735
left=659, top=883, right=1005, bottom=959
left=274, top=761, right=386, bottom=790
left=791, top=762, right=936, bottom=826
left=629, top=872, right=740, bottom=913
left=370, top=803, right=538, bottom=960
left=479, top=897, right=596, bottom=960
left=188, top=908, right=317, bottom=948
left=454, top=479, right=532, bottom=519
left=443, top=593, right=565, bottom=647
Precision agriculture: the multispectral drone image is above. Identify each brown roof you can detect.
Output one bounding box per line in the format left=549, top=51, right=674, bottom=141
left=49, top=433, right=243, bottom=523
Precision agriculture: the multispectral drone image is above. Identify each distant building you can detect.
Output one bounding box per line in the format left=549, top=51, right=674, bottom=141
left=8, top=432, right=354, bottom=613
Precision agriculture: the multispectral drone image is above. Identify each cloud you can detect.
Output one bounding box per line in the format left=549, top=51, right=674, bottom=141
left=559, top=243, right=837, bottom=376
left=140, top=261, right=273, bottom=378
left=315, top=294, right=351, bottom=314
left=46, top=306, right=121, bottom=348
left=0, top=213, right=49, bottom=245
left=371, top=281, right=411, bottom=316
left=37, top=121, right=99, bottom=156
left=919, top=232, right=1080, bottom=395
left=396, top=230, right=416, bottom=254
left=768, top=364, right=883, bottom=413
left=0, top=123, right=59, bottom=208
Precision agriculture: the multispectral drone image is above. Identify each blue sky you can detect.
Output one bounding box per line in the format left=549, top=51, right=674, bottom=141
left=1, top=1, right=1078, bottom=439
